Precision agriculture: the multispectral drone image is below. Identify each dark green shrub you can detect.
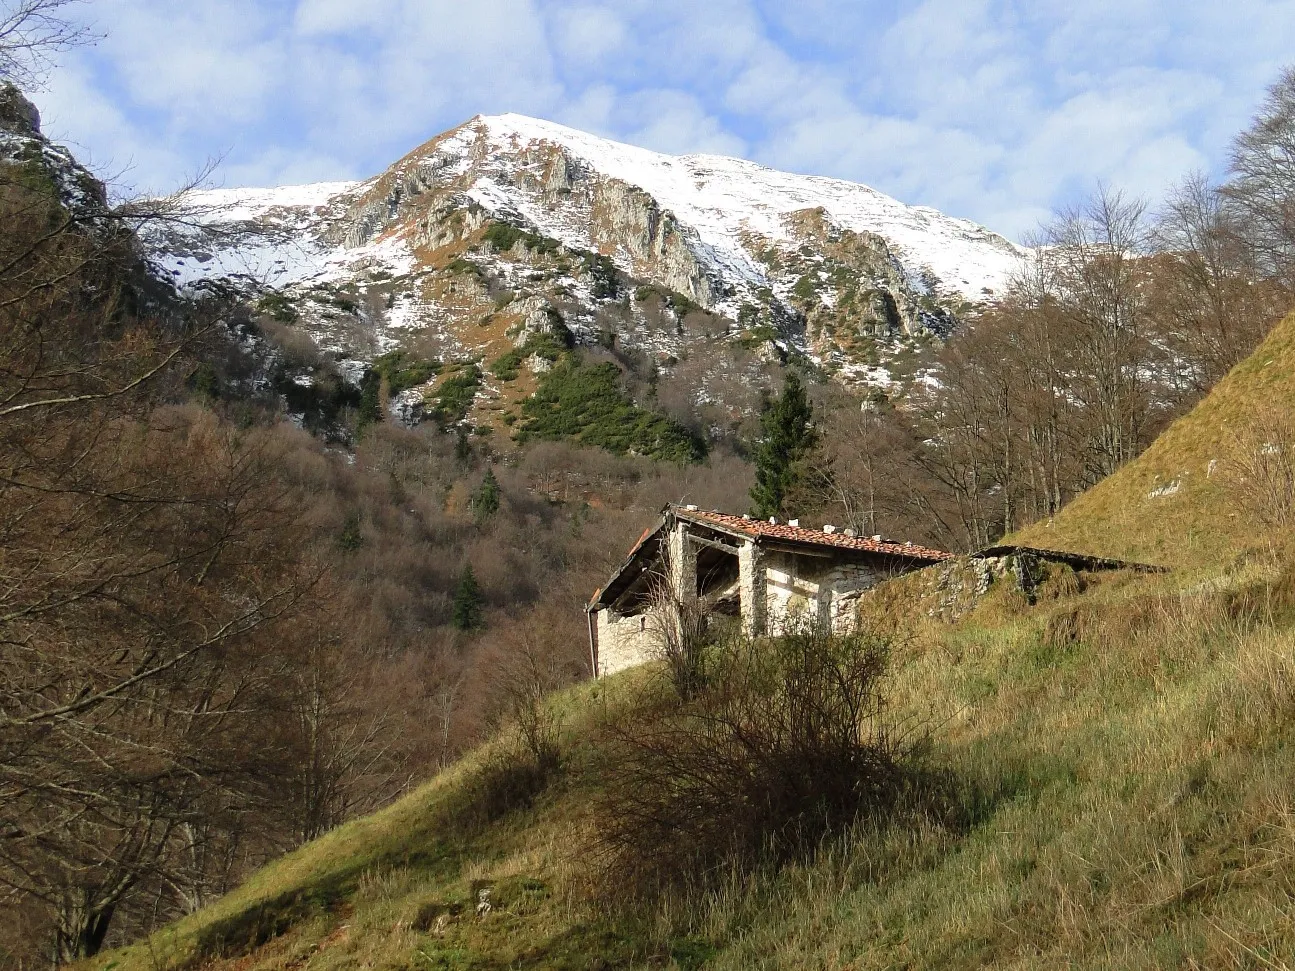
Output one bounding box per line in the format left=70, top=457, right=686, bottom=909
left=445, top=257, right=483, bottom=279
left=470, top=468, right=501, bottom=524
left=483, top=222, right=560, bottom=256
left=489, top=332, right=571, bottom=381
left=356, top=369, right=383, bottom=432
left=792, top=274, right=819, bottom=303
left=429, top=365, right=481, bottom=428
left=516, top=357, right=706, bottom=463
left=372, top=349, right=439, bottom=396
left=582, top=252, right=619, bottom=299
left=452, top=565, right=484, bottom=630
left=336, top=514, right=363, bottom=552
left=256, top=291, right=299, bottom=324
left=187, top=362, right=220, bottom=401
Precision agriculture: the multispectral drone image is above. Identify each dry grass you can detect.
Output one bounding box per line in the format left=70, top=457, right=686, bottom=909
left=1013, top=308, right=1295, bottom=569
left=682, top=568, right=1295, bottom=969
left=83, top=558, right=1295, bottom=971
left=82, top=308, right=1295, bottom=970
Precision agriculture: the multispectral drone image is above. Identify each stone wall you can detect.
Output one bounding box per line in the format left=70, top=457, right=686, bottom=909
left=594, top=606, right=663, bottom=676
left=762, top=551, right=887, bottom=634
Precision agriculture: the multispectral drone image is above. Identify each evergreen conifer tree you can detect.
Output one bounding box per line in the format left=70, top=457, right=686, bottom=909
left=749, top=371, right=819, bottom=519
left=356, top=369, right=383, bottom=432
left=471, top=467, right=501, bottom=524
left=451, top=564, right=484, bottom=630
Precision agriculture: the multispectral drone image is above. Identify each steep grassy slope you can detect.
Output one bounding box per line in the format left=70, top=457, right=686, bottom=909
left=86, top=318, right=1295, bottom=970
left=1013, top=309, right=1295, bottom=568
left=86, top=566, right=1295, bottom=971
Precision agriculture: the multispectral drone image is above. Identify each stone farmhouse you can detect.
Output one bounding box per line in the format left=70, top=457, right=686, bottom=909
left=585, top=504, right=954, bottom=677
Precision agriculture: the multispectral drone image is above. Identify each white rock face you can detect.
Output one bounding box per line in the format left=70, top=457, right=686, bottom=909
left=470, top=114, right=1027, bottom=304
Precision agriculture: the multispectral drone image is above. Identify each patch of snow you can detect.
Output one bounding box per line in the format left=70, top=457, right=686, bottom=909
left=477, top=114, right=1028, bottom=301
left=1147, top=478, right=1182, bottom=499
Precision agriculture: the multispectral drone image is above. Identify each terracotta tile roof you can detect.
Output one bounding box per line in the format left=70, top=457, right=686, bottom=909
left=674, top=507, right=954, bottom=561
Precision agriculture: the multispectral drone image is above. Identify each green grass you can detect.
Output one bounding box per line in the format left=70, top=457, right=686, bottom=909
left=89, top=562, right=1295, bottom=971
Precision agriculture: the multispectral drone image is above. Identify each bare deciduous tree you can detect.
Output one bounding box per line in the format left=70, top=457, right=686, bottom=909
left=0, top=0, right=93, bottom=86
left=1222, top=66, right=1295, bottom=289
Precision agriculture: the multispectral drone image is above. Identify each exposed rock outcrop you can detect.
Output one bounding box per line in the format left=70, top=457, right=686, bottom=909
left=0, top=82, right=40, bottom=135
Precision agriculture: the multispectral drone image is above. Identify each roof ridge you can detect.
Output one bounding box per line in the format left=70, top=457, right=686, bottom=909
left=669, top=505, right=953, bottom=561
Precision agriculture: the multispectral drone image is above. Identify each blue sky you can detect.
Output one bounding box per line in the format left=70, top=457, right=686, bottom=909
left=27, top=0, right=1295, bottom=241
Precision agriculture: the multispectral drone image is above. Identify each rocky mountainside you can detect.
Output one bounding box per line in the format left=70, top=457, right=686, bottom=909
left=147, top=114, right=1027, bottom=433
left=0, top=82, right=108, bottom=216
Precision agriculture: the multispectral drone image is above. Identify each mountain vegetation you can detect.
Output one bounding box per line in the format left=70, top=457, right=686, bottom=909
left=748, top=370, right=819, bottom=519
left=4, top=3, right=1295, bottom=963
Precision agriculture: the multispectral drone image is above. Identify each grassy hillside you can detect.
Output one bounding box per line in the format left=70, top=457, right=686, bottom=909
left=84, top=564, right=1295, bottom=971
left=1013, top=309, right=1295, bottom=568
left=85, top=316, right=1295, bottom=971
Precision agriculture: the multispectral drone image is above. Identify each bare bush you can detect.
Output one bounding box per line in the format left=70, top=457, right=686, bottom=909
left=591, top=624, right=918, bottom=903
left=646, top=565, right=710, bottom=700
left=489, top=603, right=584, bottom=776
left=1226, top=407, right=1295, bottom=529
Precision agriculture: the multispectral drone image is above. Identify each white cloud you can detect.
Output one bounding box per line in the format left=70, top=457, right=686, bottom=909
left=293, top=0, right=401, bottom=35
left=25, top=0, right=1295, bottom=241
left=619, top=90, right=748, bottom=157
left=548, top=4, right=627, bottom=72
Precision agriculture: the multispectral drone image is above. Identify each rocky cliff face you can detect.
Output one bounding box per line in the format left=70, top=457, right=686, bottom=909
left=0, top=82, right=107, bottom=212
left=143, top=113, right=1028, bottom=432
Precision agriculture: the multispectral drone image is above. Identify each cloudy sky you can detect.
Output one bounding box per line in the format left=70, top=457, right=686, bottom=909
left=27, top=0, right=1295, bottom=241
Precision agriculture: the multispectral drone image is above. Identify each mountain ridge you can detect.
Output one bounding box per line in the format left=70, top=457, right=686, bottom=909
left=147, top=112, right=1031, bottom=434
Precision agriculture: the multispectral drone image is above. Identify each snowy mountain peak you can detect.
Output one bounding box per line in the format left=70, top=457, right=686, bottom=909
left=147, top=112, right=1033, bottom=423
left=457, top=112, right=1026, bottom=303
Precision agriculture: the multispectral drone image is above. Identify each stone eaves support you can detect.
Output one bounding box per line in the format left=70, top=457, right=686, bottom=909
left=738, top=539, right=767, bottom=637
left=667, top=520, right=698, bottom=602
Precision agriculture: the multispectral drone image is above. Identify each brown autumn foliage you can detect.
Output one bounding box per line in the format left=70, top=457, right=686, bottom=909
left=0, top=83, right=758, bottom=964
left=803, top=172, right=1290, bottom=553
left=2, top=42, right=1294, bottom=966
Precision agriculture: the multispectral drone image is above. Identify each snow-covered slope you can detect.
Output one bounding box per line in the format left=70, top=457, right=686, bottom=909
left=156, top=113, right=1024, bottom=302
left=470, top=114, right=1024, bottom=302
left=145, top=113, right=1031, bottom=413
